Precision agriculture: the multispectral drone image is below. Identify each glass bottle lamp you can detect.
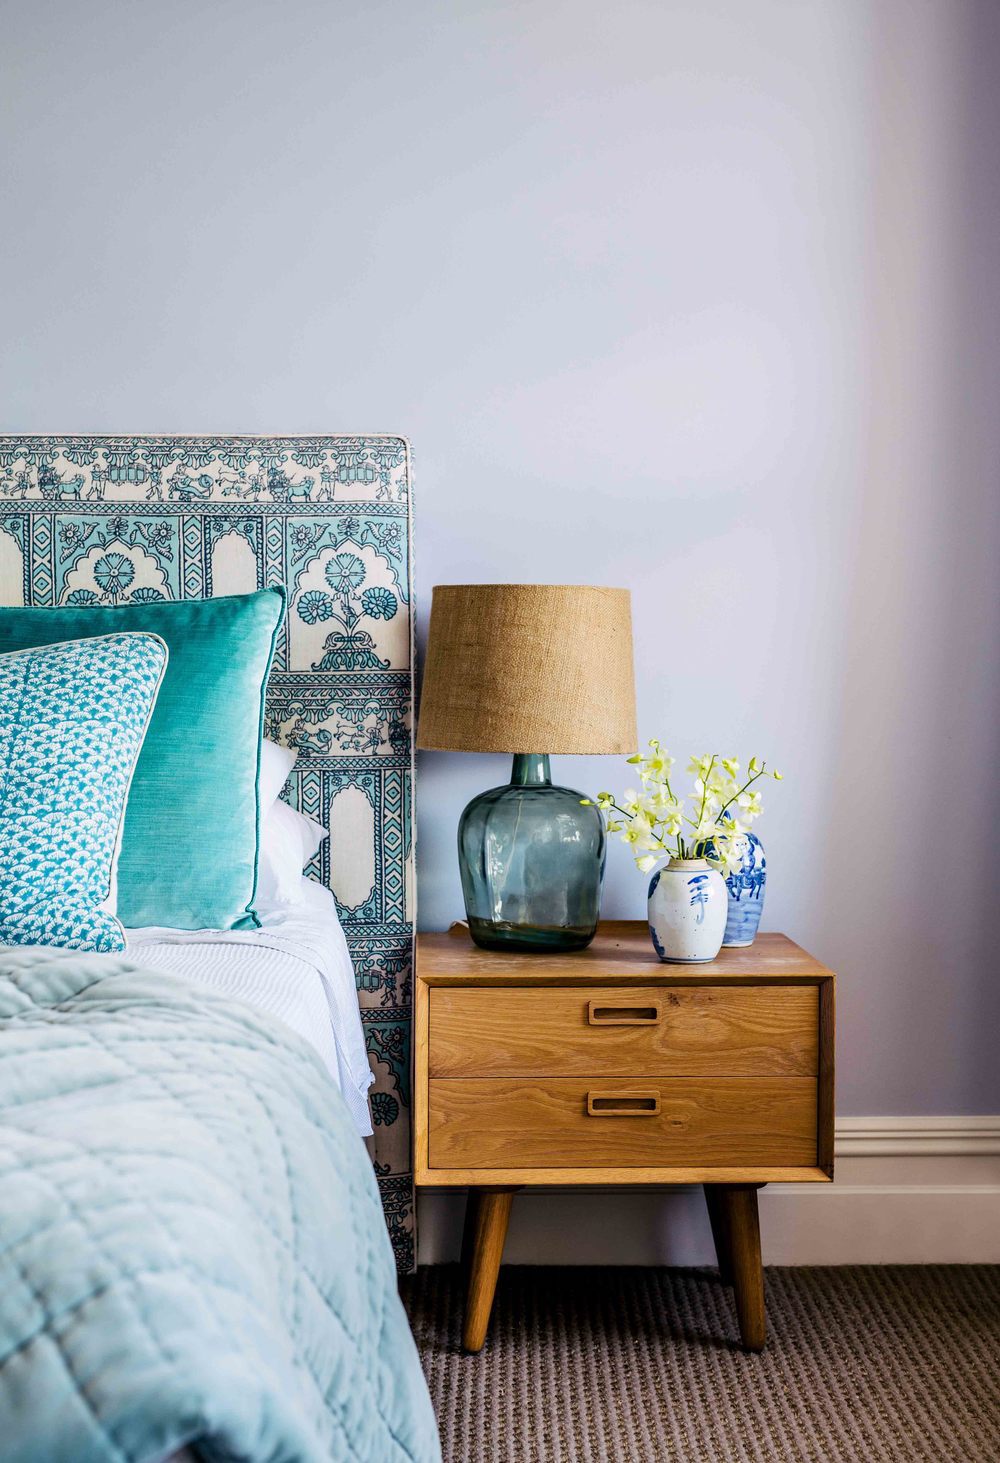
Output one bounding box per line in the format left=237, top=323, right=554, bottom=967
left=458, top=752, right=606, bottom=952
left=417, top=584, right=637, bottom=953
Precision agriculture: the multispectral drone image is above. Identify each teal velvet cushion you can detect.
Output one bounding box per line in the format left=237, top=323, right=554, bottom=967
left=0, top=589, right=285, bottom=930
left=0, top=634, right=168, bottom=952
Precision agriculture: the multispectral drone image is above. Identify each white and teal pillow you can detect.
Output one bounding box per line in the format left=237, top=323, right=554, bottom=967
left=0, top=589, right=285, bottom=931
left=0, top=633, right=167, bottom=952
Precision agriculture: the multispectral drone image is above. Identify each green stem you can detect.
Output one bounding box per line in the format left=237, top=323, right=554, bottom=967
left=694, top=755, right=716, bottom=834
left=716, top=765, right=768, bottom=823
left=645, top=765, right=682, bottom=851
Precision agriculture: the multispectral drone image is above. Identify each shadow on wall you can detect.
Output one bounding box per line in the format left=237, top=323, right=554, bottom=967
left=825, top=0, right=1000, bottom=1112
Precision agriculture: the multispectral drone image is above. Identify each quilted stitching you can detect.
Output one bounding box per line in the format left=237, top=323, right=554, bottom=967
left=0, top=948, right=440, bottom=1463
left=0, top=635, right=166, bottom=953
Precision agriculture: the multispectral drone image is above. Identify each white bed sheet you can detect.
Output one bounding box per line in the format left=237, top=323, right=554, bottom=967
left=126, top=879, right=374, bottom=1137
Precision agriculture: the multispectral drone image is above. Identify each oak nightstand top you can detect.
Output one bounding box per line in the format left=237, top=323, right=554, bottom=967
left=416, top=923, right=834, bottom=986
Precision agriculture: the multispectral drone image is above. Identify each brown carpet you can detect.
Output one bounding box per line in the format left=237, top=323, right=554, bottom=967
left=402, top=1265, right=1000, bottom=1462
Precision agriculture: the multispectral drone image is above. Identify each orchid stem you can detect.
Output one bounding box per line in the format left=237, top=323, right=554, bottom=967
left=716, top=765, right=768, bottom=824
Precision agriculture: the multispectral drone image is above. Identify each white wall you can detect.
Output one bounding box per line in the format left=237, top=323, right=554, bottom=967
left=2, top=0, right=998, bottom=1114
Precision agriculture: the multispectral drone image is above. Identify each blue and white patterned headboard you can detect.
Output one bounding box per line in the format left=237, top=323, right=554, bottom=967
left=0, top=434, right=416, bottom=1268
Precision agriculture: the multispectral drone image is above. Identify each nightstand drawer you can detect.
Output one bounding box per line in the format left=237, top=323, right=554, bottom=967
left=428, top=1076, right=818, bottom=1168
left=429, top=985, right=818, bottom=1077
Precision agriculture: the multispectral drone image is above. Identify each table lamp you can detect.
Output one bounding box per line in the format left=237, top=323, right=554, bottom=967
left=417, top=584, right=637, bottom=952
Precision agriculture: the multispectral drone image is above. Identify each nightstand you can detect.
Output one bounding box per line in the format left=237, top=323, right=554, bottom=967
left=414, top=922, right=834, bottom=1353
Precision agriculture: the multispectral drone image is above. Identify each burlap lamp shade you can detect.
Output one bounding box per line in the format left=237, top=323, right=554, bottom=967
left=417, top=584, right=637, bottom=755
left=418, top=584, right=637, bottom=954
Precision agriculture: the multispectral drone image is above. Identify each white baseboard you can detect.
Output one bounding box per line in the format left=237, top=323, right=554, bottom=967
left=417, top=1116, right=1000, bottom=1267
left=835, top=1115, right=1000, bottom=1155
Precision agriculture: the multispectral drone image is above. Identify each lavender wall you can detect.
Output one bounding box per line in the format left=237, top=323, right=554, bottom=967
left=2, top=0, right=998, bottom=1113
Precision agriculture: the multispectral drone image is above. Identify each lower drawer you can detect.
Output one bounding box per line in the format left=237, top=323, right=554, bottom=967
left=428, top=1076, right=818, bottom=1169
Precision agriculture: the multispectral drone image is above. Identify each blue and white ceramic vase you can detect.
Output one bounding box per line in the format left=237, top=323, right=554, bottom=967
left=720, top=832, right=767, bottom=947
left=647, top=857, right=727, bottom=963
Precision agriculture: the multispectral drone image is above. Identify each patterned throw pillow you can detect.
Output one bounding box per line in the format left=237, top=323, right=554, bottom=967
left=0, top=634, right=167, bottom=952
left=0, top=589, right=285, bottom=931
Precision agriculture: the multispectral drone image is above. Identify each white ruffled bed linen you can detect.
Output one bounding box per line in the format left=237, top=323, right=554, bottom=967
left=125, top=878, right=374, bottom=1137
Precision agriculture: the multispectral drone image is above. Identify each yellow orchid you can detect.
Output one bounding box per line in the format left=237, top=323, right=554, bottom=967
left=593, top=743, right=784, bottom=876
left=738, top=789, right=763, bottom=819
left=645, top=749, right=675, bottom=778
left=718, top=837, right=750, bottom=875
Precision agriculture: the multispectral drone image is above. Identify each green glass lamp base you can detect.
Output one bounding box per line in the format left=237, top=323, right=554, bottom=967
left=457, top=754, right=606, bottom=954
left=465, top=916, right=597, bottom=954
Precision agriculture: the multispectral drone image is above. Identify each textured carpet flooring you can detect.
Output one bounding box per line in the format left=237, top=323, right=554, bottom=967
left=402, top=1265, right=1000, bottom=1462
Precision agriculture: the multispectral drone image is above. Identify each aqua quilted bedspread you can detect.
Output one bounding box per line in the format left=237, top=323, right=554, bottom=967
left=0, top=948, right=440, bottom=1463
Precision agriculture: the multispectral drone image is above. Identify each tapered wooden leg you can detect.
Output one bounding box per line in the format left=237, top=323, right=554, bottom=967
left=712, top=1184, right=766, bottom=1351
left=462, top=1187, right=515, bottom=1352
left=703, top=1185, right=733, bottom=1285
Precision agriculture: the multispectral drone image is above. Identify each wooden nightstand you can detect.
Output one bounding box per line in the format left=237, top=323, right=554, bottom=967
left=415, top=922, right=834, bottom=1353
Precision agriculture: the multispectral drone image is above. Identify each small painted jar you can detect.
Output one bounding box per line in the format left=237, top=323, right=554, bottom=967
left=647, top=857, right=727, bottom=963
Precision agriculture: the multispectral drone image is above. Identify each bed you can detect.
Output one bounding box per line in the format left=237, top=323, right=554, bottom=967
left=0, top=436, right=437, bottom=1461
left=129, top=877, right=376, bottom=1139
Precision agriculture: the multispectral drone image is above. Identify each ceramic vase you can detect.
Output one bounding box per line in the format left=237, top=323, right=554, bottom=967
left=720, top=831, right=767, bottom=947
left=647, top=857, right=728, bottom=963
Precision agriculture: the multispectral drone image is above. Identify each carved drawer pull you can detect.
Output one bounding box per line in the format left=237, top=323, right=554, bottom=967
left=588, top=1000, right=661, bottom=1025
left=587, top=1091, right=661, bottom=1117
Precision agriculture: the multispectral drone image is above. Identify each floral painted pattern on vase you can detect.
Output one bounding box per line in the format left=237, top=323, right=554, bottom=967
left=647, top=857, right=727, bottom=964
left=721, top=830, right=766, bottom=947
left=696, top=829, right=767, bottom=948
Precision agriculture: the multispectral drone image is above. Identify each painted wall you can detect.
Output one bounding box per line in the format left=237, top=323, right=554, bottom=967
left=2, top=0, right=998, bottom=1114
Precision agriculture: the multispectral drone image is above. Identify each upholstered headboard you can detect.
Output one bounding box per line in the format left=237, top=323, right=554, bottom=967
left=0, top=434, right=416, bottom=1268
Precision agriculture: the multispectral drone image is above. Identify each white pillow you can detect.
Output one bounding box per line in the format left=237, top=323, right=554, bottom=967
left=257, top=799, right=329, bottom=905
left=259, top=738, right=298, bottom=811
left=256, top=739, right=327, bottom=905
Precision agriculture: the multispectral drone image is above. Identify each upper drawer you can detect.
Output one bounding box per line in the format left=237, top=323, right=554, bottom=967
left=428, top=984, right=818, bottom=1077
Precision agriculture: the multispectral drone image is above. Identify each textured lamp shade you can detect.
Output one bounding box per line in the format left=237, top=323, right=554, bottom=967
left=417, top=584, right=637, bottom=755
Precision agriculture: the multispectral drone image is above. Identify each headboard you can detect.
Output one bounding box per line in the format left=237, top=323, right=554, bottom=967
left=0, top=434, right=416, bottom=1269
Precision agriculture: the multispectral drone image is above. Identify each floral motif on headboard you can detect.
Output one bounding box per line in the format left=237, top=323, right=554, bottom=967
left=0, top=434, right=416, bottom=1269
